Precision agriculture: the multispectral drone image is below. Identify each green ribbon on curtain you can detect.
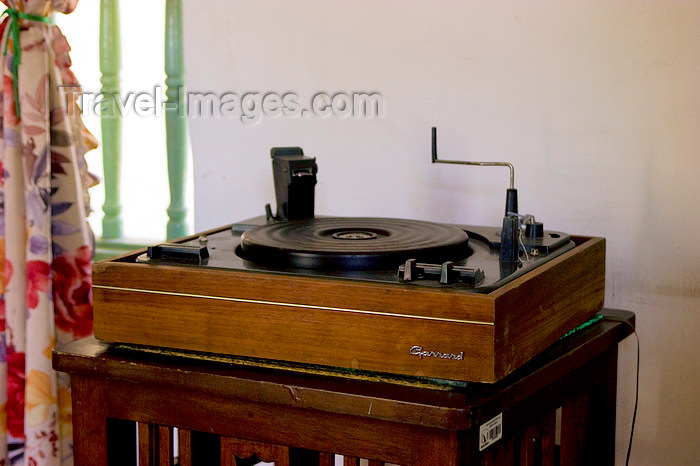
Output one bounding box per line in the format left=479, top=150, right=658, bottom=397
left=2, top=8, right=55, bottom=117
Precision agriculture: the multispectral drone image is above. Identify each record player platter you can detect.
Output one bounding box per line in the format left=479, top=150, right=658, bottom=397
left=238, top=217, right=471, bottom=270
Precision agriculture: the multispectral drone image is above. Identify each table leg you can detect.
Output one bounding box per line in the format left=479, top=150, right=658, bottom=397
left=587, top=347, right=618, bottom=465
left=72, top=376, right=109, bottom=466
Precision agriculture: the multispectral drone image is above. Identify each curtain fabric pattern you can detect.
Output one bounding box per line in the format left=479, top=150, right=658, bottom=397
left=0, top=0, right=97, bottom=464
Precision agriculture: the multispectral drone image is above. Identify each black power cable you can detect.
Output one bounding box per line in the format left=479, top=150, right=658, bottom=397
left=602, top=316, right=639, bottom=466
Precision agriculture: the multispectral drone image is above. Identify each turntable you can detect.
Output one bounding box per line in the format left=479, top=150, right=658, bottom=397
left=92, top=130, right=605, bottom=383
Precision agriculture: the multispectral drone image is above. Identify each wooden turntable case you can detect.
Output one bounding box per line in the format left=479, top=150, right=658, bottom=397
left=92, top=227, right=605, bottom=383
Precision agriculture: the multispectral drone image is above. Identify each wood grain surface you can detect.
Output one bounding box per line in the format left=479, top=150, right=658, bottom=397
left=92, top=232, right=605, bottom=382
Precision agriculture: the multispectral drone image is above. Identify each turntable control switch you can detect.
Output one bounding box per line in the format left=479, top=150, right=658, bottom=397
left=401, top=258, right=419, bottom=281
left=146, top=243, right=209, bottom=265
left=440, top=261, right=455, bottom=285
left=398, top=259, right=484, bottom=286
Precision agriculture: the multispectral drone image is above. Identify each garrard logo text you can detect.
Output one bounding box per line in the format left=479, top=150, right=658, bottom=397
left=410, top=346, right=464, bottom=361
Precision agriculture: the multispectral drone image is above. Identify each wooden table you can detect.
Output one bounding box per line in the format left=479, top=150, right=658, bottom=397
left=53, top=309, right=634, bottom=466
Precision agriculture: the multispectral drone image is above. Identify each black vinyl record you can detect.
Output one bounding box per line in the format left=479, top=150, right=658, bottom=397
left=238, top=217, right=470, bottom=270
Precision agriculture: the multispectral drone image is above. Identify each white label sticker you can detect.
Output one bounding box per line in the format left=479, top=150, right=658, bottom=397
left=479, top=412, right=503, bottom=451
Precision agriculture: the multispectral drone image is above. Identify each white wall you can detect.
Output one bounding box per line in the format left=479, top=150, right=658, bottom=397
left=183, top=2, right=700, bottom=464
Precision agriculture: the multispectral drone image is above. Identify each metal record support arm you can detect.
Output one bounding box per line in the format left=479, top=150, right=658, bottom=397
left=431, top=127, right=517, bottom=215
left=430, top=126, right=521, bottom=265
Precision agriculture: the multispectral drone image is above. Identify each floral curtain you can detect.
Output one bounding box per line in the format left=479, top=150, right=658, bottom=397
left=0, top=0, right=98, bottom=464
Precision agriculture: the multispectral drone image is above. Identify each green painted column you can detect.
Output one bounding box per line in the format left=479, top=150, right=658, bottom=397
left=164, top=0, right=189, bottom=240
left=99, top=0, right=123, bottom=239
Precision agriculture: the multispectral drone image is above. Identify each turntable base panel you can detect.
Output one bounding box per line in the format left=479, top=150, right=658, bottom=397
left=93, top=230, right=604, bottom=383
